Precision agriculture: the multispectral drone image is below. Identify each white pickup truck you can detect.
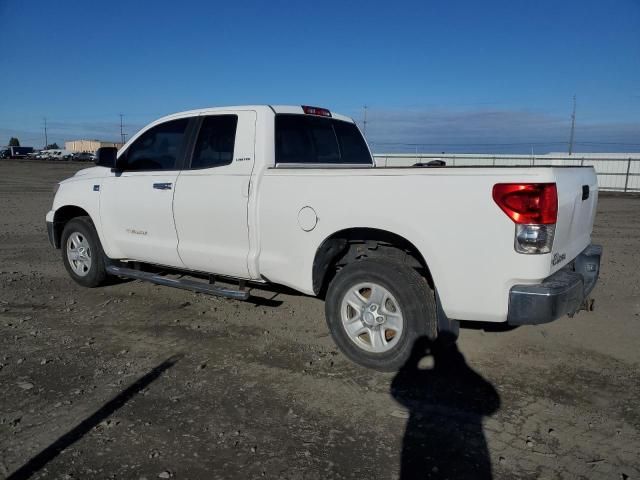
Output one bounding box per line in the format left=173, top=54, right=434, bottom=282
left=46, top=105, right=602, bottom=370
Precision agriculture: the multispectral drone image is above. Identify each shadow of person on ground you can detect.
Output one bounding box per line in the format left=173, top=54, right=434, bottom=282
left=391, top=334, right=500, bottom=479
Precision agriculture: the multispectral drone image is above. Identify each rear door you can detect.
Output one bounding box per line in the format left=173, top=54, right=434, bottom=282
left=173, top=111, right=256, bottom=278
left=100, top=118, right=193, bottom=267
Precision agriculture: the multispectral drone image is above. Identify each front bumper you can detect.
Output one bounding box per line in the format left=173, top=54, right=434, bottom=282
left=46, top=220, right=59, bottom=248
left=507, top=244, right=602, bottom=325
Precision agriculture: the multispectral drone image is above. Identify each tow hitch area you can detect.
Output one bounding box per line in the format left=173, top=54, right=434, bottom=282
left=578, top=297, right=595, bottom=313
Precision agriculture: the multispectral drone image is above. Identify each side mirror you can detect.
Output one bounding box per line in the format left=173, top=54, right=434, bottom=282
left=95, top=147, right=118, bottom=168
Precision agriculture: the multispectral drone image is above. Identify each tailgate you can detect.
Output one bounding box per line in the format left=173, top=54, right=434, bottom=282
left=551, top=167, right=598, bottom=272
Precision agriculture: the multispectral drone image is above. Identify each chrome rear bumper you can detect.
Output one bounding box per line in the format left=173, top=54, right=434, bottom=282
left=507, top=244, right=602, bottom=325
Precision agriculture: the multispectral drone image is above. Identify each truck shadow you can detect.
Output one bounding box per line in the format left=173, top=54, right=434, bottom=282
left=460, top=320, right=520, bottom=333
left=246, top=283, right=307, bottom=308
left=390, top=334, right=500, bottom=479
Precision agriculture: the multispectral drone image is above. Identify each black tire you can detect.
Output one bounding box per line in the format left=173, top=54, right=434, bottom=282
left=61, top=216, right=108, bottom=288
left=325, top=259, right=437, bottom=371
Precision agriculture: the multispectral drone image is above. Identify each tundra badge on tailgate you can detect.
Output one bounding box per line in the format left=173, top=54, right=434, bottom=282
left=552, top=252, right=566, bottom=266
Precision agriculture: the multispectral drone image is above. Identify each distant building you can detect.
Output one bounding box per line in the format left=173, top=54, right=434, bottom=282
left=64, top=140, right=124, bottom=153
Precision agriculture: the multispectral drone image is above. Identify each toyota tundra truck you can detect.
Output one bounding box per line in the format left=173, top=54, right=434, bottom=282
left=46, top=105, right=602, bottom=370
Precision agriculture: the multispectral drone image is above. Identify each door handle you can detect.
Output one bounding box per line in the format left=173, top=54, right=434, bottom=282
left=153, top=182, right=172, bottom=190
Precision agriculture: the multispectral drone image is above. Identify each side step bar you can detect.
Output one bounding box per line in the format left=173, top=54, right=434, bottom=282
left=106, top=265, right=250, bottom=300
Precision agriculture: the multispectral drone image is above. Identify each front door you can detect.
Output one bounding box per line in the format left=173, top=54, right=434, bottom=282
left=100, top=117, right=192, bottom=267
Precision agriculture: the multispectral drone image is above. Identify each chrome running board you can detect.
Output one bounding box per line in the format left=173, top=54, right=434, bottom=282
left=106, top=265, right=250, bottom=300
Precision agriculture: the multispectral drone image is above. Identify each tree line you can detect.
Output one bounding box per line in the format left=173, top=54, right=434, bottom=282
left=5, top=137, right=59, bottom=149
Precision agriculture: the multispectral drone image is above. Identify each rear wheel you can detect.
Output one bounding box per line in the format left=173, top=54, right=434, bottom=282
left=325, top=259, right=437, bottom=371
left=61, top=216, right=108, bottom=287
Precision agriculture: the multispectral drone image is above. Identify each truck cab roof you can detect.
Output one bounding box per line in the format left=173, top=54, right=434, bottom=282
left=152, top=105, right=355, bottom=125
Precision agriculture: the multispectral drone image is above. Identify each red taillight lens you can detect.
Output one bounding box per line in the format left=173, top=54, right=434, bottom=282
left=492, top=183, right=558, bottom=224
left=302, top=105, right=332, bottom=117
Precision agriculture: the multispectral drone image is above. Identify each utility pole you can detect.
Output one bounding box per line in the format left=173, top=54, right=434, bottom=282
left=531, top=144, right=535, bottom=165
left=119, top=114, right=126, bottom=145
left=43, top=117, right=48, bottom=149
left=568, top=95, right=576, bottom=155
left=363, top=105, right=368, bottom=137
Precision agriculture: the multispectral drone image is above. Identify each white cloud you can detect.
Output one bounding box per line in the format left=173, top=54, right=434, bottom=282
left=356, top=108, right=640, bottom=154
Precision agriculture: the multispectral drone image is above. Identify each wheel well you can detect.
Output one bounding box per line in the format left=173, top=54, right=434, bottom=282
left=52, top=206, right=91, bottom=248
left=312, top=228, right=433, bottom=296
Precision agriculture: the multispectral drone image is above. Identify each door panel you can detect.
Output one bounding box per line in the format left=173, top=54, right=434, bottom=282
left=173, top=111, right=256, bottom=278
left=100, top=171, right=183, bottom=266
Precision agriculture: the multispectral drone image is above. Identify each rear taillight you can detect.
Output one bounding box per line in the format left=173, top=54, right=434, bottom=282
left=493, top=183, right=558, bottom=254
left=492, top=183, right=557, bottom=224
left=302, top=105, right=332, bottom=117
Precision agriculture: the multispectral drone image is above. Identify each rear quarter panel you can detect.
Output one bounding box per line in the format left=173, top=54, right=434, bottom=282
left=257, top=167, right=566, bottom=322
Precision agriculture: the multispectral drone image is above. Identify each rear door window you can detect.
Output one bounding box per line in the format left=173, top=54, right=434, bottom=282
left=275, top=114, right=372, bottom=165
left=190, top=115, right=238, bottom=169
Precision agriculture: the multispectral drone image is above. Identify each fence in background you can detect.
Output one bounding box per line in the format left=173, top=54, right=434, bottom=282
left=373, top=153, right=640, bottom=193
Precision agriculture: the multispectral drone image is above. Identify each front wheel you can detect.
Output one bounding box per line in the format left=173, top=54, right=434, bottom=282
left=325, top=259, right=437, bottom=371
left=61, top=216, right=108, bottom=288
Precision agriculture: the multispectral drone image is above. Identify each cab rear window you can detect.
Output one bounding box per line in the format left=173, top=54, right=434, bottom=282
left=275, top=114, right=372, bottom=165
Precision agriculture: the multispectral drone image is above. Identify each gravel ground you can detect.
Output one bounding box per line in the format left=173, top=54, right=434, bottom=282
left=0, top=160, right=639, bottom=480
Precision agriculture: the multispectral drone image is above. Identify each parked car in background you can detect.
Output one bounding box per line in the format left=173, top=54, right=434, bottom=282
left=39, top=149, right=74, bottom=161
left=45, top=150, right=62, bottom=160
left=3, top=146, right=34, bottom=158
left=38, top=150, right=57, bottom=160
left=72, top=151, right=96, bottom=162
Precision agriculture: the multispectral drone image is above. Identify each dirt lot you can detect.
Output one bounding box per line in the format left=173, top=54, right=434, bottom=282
left=0, top=160, right=639, bottom=480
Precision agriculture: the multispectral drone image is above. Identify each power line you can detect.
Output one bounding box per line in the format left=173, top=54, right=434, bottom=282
left=372, top=141, right=640, bottom=148
left=576, top=141, right=640, bottom=146
left=372, top=141, right=569, bottom=147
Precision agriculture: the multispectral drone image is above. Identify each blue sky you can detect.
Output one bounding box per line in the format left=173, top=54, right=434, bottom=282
left=0, top=0, right=638, bottom=153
